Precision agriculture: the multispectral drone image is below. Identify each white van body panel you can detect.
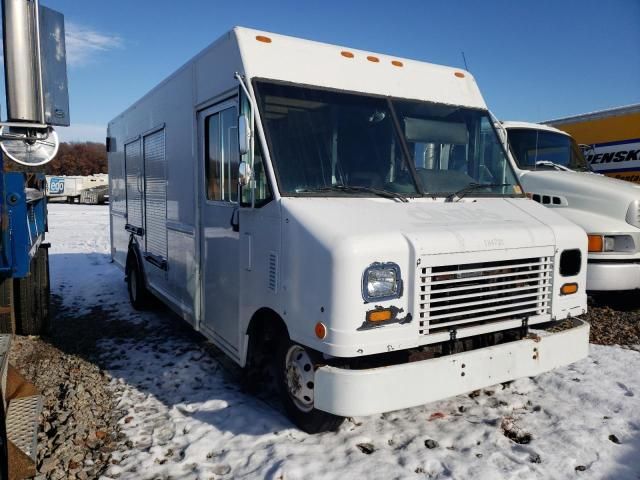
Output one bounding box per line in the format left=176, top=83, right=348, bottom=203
left=107, top=28, right=588, bottom=417
left=504, top=121, right=640, bottom=291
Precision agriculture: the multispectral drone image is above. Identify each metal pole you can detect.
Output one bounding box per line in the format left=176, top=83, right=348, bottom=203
left=2, top=0, right=44, bottom=124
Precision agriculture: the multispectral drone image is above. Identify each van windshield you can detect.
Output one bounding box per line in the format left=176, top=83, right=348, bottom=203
left=507, top=128, right=590, bottom=172
left=254, top=80, right=521, bottom=198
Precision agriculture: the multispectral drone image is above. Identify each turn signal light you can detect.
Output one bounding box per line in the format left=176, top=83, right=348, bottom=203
left=588, top=235, right=603, bottom=252
left=560, top=283, right=578, bottom=295
left=315, top=322, right=327, bottom=339
left=367, top=309, right=393, bottom=323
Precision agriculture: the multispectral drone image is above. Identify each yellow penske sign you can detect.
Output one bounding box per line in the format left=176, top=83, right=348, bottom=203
left=545, top=105, right=640, bottom=183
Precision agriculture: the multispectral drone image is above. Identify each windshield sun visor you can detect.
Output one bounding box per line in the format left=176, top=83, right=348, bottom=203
left=404, top=118, right=469, bottom=145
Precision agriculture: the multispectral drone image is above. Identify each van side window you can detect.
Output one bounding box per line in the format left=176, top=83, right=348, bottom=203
left=205, top=114, right=222, bottom=200
left=205, top=106, right=239, bottom=202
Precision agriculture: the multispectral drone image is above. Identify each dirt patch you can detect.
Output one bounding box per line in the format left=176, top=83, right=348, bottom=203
left=584, top=295, right=640, bottom=346
left=501, top=416, right=532, bottom=445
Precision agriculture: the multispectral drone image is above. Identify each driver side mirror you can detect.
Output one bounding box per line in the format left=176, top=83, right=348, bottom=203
left=239, top=161, right=252, bottom=186
left=238, top=114, right=251, bottom=156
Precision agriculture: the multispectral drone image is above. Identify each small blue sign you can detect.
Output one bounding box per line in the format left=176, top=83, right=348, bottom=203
left=49, top=177, right=65, bottom=194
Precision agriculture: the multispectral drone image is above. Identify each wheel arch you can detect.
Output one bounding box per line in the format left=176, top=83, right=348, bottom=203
left=243, top=307, right=289, bottom=367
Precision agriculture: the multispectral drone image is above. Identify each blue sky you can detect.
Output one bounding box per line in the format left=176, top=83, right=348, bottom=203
left=5, top=0, right=640, bottom=142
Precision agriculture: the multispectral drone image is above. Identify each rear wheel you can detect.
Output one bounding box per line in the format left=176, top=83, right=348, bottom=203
left=15, top=246, right=49, bottom=335
left=275, top=338, right=344, bottom=433
left=0, top=279, right=15, bottom=334
left=127, top=253, right=150, bottom=310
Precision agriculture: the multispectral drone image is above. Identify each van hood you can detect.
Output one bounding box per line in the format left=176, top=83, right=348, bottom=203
left=281, top=197, right=560, bottom=255
left=519, top=170, right=640, bottom=225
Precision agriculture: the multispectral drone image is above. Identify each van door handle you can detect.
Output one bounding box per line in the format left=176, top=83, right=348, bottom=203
left=230, top=208, right=240, bottom=232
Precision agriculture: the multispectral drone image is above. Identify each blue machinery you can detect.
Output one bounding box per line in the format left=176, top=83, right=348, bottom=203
left=0, top=170, right=48, bottom=279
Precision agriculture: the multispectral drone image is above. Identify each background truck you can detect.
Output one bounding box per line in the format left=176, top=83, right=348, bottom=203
left=108, top=27, right=589, bottom=433
left=0, top=0, right=70, bottom=477
left=544, top=104, right=640, bottom=183
left=46, top=173, right=109, bottom=203
left=503, top=121, right=640, bottom=292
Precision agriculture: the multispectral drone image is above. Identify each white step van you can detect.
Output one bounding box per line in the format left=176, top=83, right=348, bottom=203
left=504, top=121, right=640, bottom=292
left=108, top=28, right=589, bottom=433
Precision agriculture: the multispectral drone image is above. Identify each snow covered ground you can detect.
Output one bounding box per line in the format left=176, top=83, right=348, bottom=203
left=46, top=203, right=640, bottom=480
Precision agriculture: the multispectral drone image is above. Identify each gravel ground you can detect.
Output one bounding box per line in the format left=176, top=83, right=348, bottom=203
left=585, top=293, right=640, bottom=346
left=7, top=291, right=640, bottom=479
left=9, top=296, right=126, bottom=480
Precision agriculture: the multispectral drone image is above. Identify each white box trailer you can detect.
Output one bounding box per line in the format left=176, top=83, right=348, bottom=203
left=108, top=27, right=589, bottom=432
left=46, top=175, right=85, bottom=201
left=502, top=121, right=640, bottom=291
left=46, top=173, right=108, bottom=202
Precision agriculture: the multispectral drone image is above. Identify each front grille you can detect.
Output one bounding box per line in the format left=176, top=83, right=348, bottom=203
left=418, top=257, right=553, bottom=335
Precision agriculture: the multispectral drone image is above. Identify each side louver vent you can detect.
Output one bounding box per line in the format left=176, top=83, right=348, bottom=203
left=268, top=252, right=278, bottom=293
left=531, top=193, right=565, bottom=206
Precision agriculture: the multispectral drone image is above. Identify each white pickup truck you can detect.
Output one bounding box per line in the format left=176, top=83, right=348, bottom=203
left=504, top=121, right=640, bottom=291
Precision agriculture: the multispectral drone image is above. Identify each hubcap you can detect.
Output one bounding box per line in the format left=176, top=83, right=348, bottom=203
left=284, top=345, right=315, bottom=412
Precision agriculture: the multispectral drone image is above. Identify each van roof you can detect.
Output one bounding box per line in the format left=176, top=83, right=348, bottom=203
left=110, top=27, right=489, bottom=126
left=235, top=27, right=487, bottom=109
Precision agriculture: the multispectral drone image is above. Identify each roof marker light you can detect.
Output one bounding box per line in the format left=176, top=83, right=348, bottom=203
left=454, top=72, right=465, bottom=78
left=391, top=60, right=403, bottom=67
left=256, top=35, right=272, bottom=43
left=367, top=55, right=380, bottom=63
left=341, top=51, right=354, bottom=58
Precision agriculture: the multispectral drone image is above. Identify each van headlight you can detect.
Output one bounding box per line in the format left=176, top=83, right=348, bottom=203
left=362, top=262, right=403, bottom=303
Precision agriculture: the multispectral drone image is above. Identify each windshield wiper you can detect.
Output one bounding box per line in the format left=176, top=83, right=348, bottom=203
left=445, top=183, right=511, bottom=202
left=535, top=160, right=572, bottom=172
left=297, top=185, right=409, bottom=202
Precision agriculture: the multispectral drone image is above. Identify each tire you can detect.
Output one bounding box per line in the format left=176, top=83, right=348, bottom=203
left=33, top=246, right=50, bottom=328
left=15, top=247, right=49, bottom=335
left=127, top=253, right=151, bottom=310
left=275, top=338, right=344, bottom=434
left=0, top=279, right=15, bottom=334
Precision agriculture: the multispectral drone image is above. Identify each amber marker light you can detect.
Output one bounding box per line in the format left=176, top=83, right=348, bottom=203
left=255, top=35, right=272, bottom=43
left=341, top=51, right=354, bottom=58
left=367, top=55, right=380, bottom=63
left=454, top=72, right=465, bottom=78
left=560, top=283, right=578, bottom=295
left=391, top=60, right=403, bottom=67
left=366, top=309, right=393, bottom=323
left=315, top=322, right=327, bottom=339
left=588, top=235, right=603, bottom=252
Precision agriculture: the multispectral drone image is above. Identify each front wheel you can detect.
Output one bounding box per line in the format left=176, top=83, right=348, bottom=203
left=275, top=339, right=344, bottom=434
